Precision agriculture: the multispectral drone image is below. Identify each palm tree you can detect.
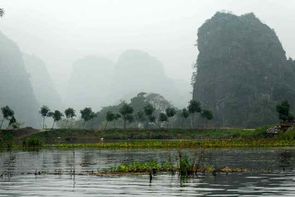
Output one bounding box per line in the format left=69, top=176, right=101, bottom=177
left=0, top=8, right=4, bottom=17
left=119, top=103, right=134, bottom=129
left=64, top=108, right=76, bottom=128
left=80, top=107, right=96, bottom=128
left=105, top=111, right=115, bottom=129
left=188, top=100, right=202, bottom=128
left=1, top=106, right=14, bottom=129
left=181, top=108, right=190, bottom=128
left=48, top=110, right=64, bottom=129
left=165, top=107, right=176, bottom=128
left=40, top=106, right=50, bottom=129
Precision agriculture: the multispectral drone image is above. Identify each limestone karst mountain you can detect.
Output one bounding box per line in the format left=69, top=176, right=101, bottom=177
left=193, top=12, right=295, bottom=127
left=111, top=50, right=190, bottom=107
left=0, top=31, right=39, bottom=127
left=66, top=56, right=114, bottom=111
left=66, top=50, right=190, bottom=111
left=24, top=54, right=63, bottom=110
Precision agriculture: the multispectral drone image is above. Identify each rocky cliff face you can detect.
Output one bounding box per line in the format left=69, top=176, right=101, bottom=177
left=0, top=32, right=39, bottom=127
left=193, top=12, right=295, bottom=127
left=24, top=54, right=63, bottom=110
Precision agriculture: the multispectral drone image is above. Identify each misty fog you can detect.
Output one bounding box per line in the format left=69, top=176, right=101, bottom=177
left=1, top=0, right=295, bottom=111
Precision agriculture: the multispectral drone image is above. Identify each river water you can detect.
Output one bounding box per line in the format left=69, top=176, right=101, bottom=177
left=0, top=148, right=294, bottom=196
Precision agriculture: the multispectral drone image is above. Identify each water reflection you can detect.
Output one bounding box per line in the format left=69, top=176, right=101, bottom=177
left=0, top=148, right=295, bottom=196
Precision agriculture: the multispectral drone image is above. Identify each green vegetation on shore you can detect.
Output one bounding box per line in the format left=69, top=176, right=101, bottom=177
left=1, top=127, right=295, bottom=150
left=50, top=138, right=295, bottom=150
left=23, top=127, right=269, bottom=144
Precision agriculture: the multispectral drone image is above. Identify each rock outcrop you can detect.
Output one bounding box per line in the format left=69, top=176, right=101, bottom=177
left=193, top=12, right=295, bottom=127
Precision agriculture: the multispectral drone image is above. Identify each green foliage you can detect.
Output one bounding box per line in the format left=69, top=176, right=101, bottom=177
left=125, top=114, right=134, bottom=123
left=1, top=106, right=14, bottom=119
left=79, top=93, right=173, bottom=129
left=201, top=110, right=213, bottom=120
left=166, top=107, right=176, bottom=118
left=1, top=106, right=16, bottom=129
left=181, top=108, right=189, bottom=119
left=114, top=113, right=121, bottom=120
left=64, top=108, right=76, bottom=119
left=8, top=116, right=18, bottom=128
left=119, top=103, right=134, bottom=129
left=52, top=110, right=63, bottom=122
left=148, top=115, right=156, bottom=123
left=40, top=105, right=50, bottom=117
left=188, top=100, right=201, bottom=114
left=135, top=111, right=146, bottom=122
left=144, top=103, right=155, bottom=116
left=0, top=131, right=13, bottom=149
left=159, top=112, right=168, bottom=122
left=111, top=161, right=174, bottom=173
left=119, top=103, right=134, bottom=116
left=179, top=154, right=194, bottom=177
left=0, top=8, right=4, bottom=17
left=276, top=100, right=294, bottom=122
left=48, top=110, right=64, bottom=129
left=80, top=107, right=96, bottom=122
left=106, top=111, right=115, bottom=122
left=40, top=105, right=50, bottom=129
left=23, top=138, right=43, bottom=148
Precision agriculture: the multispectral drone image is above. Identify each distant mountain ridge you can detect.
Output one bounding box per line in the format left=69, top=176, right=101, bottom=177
left=24, top=53, right=63, bottom=110
left=66, top=50, right=191, bottom=110
left=66, top=56, right=115, bottom=110
left=0, top=31, right=39, bottom=127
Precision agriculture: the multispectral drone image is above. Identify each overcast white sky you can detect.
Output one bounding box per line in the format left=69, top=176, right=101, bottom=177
left=1, top=0, right=295, bottom=96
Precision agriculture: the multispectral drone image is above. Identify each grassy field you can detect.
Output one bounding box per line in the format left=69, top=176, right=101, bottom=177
left=1, top=127, right=295, bottom=150
left=48, top=138, right=295, bottom=149
left=21, top=127, right=268, bottom=144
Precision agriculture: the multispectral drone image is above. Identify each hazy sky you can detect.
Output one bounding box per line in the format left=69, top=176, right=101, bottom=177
left=1, top=0, right=295, bottom=97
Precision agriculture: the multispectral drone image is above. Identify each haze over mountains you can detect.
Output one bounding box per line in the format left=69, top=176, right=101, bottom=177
left=1, top=5, right=295, bottom=128
left=0, top=31, right=39, bottom=127
left=0, top=28, right=191, bottom=127
left=24, top=54, right=63, bottom=110
left=66, top=49, right=190, bottom=110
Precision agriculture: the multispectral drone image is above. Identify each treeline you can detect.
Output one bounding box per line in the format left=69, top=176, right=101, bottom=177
left=1, top=93, right=293, bottom=130
left=38, top=99, right=213, bottom=130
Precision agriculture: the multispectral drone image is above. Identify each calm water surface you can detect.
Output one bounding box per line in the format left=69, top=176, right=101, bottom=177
left=0, top=148, right=295, bottom=196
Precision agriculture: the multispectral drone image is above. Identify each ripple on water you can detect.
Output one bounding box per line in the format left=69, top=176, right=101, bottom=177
left=1, top=148, right=295, bottom=196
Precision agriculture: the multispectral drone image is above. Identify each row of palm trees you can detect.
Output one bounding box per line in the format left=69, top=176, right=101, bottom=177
left=1, top=100, right=213, bottom=130
left=104, top=100, right=213, bottom=129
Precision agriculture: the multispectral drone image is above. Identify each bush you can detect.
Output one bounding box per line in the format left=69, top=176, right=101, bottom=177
left=278, top=129, right=295, bottom=140
left=179, top=153, right=194, bottom=177
left=23, top=138, right=43, bottom=148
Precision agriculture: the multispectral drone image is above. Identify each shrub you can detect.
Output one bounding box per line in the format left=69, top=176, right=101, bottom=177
left=23, top=138, right=43, bottom=148
left=278, top=129, right=295, bottom=140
